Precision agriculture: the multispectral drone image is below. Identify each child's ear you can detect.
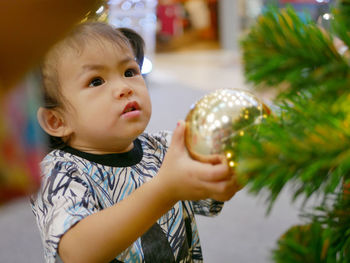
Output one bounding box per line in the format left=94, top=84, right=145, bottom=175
left=37, top=107, right=73, bottom=138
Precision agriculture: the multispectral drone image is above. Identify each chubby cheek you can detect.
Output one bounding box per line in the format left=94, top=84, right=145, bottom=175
left=79, top=118, right=115, bottom=140
left=78, top=104, right=112, bottom=128
left=144, top=95, right=152, bottom=116
left=143, top=90, right=152, bottom=119
left=91, top=111, right=116, bottom=129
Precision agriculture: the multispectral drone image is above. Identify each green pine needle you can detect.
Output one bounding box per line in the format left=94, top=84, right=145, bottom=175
left=240, top=6, right=349, bottom=97
left=238, top=3, right=350, bottom=261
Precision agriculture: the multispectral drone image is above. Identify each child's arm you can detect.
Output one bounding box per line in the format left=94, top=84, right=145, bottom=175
left=58, top=121, right=237, bottom=263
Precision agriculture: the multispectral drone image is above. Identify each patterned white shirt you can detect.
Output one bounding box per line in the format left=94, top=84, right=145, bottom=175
left=31, top=131, right=223, bottom=263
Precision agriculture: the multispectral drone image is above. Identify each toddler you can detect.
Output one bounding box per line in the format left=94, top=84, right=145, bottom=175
left=31, top=21, right=239, bottom=263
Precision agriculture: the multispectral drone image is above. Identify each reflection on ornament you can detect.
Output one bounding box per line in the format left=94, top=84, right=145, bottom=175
left=185, top=88, right=270, bottom=167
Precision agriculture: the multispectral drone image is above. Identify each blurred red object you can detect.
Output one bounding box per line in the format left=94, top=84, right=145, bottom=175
left=0, top=75, right=44, bottom=205
left=157, top=3, right=183, bottom=38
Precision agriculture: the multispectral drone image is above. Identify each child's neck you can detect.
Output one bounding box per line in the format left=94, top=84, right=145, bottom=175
left=68, top=141, right=135, bottom=155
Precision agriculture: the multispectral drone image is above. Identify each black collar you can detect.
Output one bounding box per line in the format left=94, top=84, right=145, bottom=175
left=61, top=139, right=143, bottom=167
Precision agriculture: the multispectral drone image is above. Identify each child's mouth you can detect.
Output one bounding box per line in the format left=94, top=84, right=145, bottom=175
left=122, top=101, right=140, bottom=114
left=124, top=107, right=136, bottom=113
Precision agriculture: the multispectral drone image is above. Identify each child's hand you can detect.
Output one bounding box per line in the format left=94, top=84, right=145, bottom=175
left=156, top=121, right=241, bottom=202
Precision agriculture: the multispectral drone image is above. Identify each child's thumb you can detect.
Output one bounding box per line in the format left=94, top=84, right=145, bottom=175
left=171, top=120, right=186, bottom=148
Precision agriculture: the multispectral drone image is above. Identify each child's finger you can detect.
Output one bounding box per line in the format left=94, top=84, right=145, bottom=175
left=193, top=153, right=225, bottom=165
left=169, top=120, right=186, bottom=150
left=201, top=176, right=241, bottom=201
left=193, top=161, right=231, bottom=182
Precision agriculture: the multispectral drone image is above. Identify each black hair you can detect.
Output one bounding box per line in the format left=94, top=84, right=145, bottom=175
left=119, top=27, right=145, bottom=70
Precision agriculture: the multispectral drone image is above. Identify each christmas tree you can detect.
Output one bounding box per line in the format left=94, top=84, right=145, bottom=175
left=236, top=0, right=350, bottom=261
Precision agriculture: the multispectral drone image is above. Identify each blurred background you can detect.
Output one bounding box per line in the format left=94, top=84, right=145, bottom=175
left=0, top=0, right=335, bottom=262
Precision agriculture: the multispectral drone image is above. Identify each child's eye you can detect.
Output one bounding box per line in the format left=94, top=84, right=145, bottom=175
left=124, top=68, right=138, bottom=78
left=88, top=77, right=105, bottom=87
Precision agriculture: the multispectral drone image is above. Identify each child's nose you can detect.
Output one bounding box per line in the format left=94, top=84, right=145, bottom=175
left=116, top=87, right=133, bottom=99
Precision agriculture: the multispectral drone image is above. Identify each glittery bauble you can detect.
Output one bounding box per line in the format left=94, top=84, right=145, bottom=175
left=185, top=89, right=269, bottom=167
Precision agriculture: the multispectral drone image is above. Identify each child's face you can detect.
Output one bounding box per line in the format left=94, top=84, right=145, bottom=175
left=57, top=39, right=152, bottom=154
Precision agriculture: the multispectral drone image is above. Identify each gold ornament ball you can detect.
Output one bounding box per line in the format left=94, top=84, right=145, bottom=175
left=185, top=88, right=269, bottom=167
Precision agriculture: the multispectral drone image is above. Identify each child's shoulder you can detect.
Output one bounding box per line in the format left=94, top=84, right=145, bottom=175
left=42, top=148, right=80, bottom=163
left=40, top=148, right=85, bottom=177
